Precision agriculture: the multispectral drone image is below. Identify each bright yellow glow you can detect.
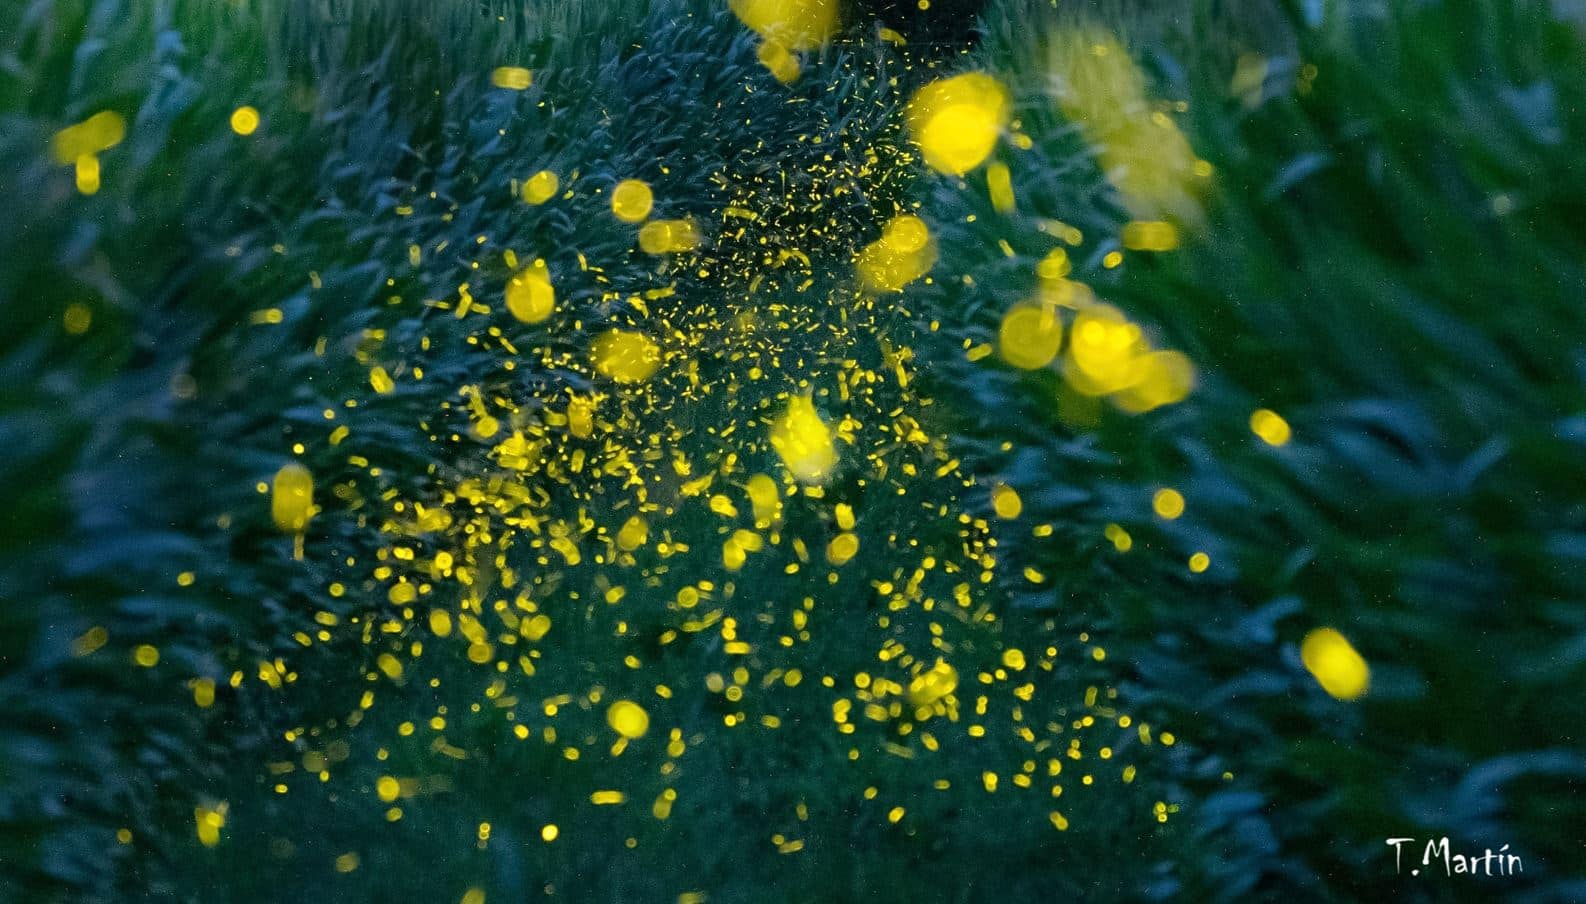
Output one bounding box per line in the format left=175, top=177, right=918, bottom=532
left=746, top=474, right=782, bottom=525
left=377, top=776, right=400, bottom=803
left=523, top=170, right=559, bottom=204
left=638, top=219, right=700, bottom=254
left=999, top=304, right=1063, bottom=370
left=907, top=660, right=958, bottom=705
left=1301, top=627, right=1370, bottom=700
left=1058, top=301, right=1194, bottom=411
left=827, top=532, right=859, bottom=565
left=505, top=263, right=555, bottom=323
left=1121, top=220, right=1179, bottom=251
left=271, top=463, right=314, bottom=532
left=729, top=0, right=837, bottom=51
left=51, top=110, right=126, bottom=164
left=1111, top=350, right=1195, bottom=413
left=756, top=41, right=801, bottom=83
left=857, top=215, right=936, bottom=293
left=74, top=154, right=100, bottom=195
left=491, top=66, right=533, bottom=90
left=591, top=330, right=661, bottom=383
left=1152, top=488, right=1184, bottom=520
left=194, top=804, right=226, bottom=847
left=607, top=700, right=651, bottom=739
left=907, top=73, right=1010, bottom=176
left=617, top=515, right=649, bottom=551
left=230, top=106, right=260, bottom=136
left=1250, top=408, right=1292, bottom=446
left=1065, top=304, right=1145, bottom=395
left=429, top=609, right=453, bottom=637
left=991, top=484, right=1023, bottom=519
left=987, top=161, right=1016, bottom=212
left=769, top=396, right=838, bottom=484
left=611, top=179, right=654, bottom=222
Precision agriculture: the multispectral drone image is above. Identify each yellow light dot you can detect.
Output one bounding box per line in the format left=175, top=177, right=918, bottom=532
left=522, top=169, right=560, bottom=204
left=74, top=153, right=100, bottom=195
left=1152, top=488, right=1185, bottom=520
left=192, top=677, right=215, bottom=708
left=606, top=700, right=650, bottom=739
left=429, top=609, right=453, bottom=637
left=1103, top=523, right=1133, bottom=552
left=63, top=303, right=93, bottom=334
left=1188, top=552, right=1209, bottom=573
left=193, top=804, right=225, bottom=847
left=1300, top=627, right=1370, bottom=700
left=491, top=66, right=532, bottom=90
left=133, top=644, right=159, bottom=667
left=377, top=776, right=400, bottom=803
left=270, top=463, right=314, bottom=533
left=987, top=161, right=1015, bottom=212
left=1250, top=408, right=1292, bottom=446
left=998, top=304, right=1063, bottom=370
left=611, top=179, right=654, bottom=222
left=504, top=264, right=555, bottom=324
left=826, top=532, right=859, bottom=565
left=907, top=73, right=1010, bottom=175
left=887, top=806, right=905, bottom=824
left=229, top=106, right=260, bottom=136
left=770, top=396, right=838, bottom=484
left=991, top=483, right=1022, bottom=519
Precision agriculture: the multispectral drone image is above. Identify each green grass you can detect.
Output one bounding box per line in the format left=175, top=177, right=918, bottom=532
left=3, top=0, right=1584, bottom=900
left=911, top=0, right=1586, bottom=898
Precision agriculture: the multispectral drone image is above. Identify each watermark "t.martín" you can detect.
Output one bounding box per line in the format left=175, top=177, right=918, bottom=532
left=1387, top=837, right=1523, bottom=878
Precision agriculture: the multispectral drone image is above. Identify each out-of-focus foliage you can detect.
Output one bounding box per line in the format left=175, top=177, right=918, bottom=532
left=3, top=0, right=1584, bottom=900
left=909, top=0, right=1586, bottom=898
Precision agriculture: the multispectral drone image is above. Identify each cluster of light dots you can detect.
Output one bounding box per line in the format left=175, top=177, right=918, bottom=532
left=56, top=4, right=1365, bottom=895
